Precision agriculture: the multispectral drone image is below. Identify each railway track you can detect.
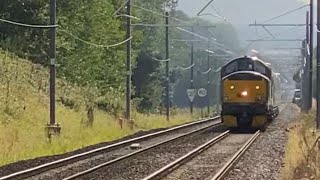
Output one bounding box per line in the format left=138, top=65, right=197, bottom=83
left=0, top=117, right=221, bottom=180
left=60, top=124, right=226, bottom=180
left=211, top=131, right=260, bottom=180
left=143, top=131, right=260, bottom=180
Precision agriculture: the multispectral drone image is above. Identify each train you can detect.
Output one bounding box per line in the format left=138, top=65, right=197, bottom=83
left=220, top=56, right=279, bottom=130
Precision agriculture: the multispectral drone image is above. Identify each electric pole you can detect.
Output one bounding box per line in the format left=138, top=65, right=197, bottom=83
left=49, top=0, right=56, bottom=127
left=190, top=27, right=194, bottom=115
left=316, top=0, right=320, bottom=129
left=126, top=0, right=132, bottom=122
left=302, top=11, right=310, bottom=112
left=207, top=41, right=211, bottom=116
left=46, top=0, right=60, bottom=139
left=213, top=56, right=219, bottom=115
left=165, top=11, right=170, bottom=121
left=301, top=39, right=307, bottom=112
left=308, top=0, right=314, bottom=111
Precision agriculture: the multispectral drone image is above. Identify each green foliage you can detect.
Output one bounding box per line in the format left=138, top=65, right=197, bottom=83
left=57, top=0, right=125, bottom=86
left=132, top=51, right=164, bottom=113
left=0, top=0, right=239, bottom=119
left=57, top=0, right=129, bottom=124
left=129, top=0, right=179, bottom=112
left=0, top=0, right=49, bottom=64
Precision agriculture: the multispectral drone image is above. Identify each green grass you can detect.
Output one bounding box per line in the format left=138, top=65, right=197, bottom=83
left=0, top=50, right=200, bottom=166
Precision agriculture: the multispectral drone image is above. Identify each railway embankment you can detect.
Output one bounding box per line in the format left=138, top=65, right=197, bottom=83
left=0, top=50, right=199, bottom=171
left=280, top=108, right=320, bottom=180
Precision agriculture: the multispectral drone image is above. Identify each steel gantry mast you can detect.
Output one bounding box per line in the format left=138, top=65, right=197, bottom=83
left=248, top=2, right=314, bottom=112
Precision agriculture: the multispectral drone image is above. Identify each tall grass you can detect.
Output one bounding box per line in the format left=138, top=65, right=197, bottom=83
left=281, top=112, right=320, bottom=180
left=0, top=50, right=200, bottom=166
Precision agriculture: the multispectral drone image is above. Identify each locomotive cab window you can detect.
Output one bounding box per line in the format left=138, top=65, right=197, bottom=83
left=238, top=59, right=253, bottom=71
left=222, top=57, right=254, bottom=77
left=254, top=61, right=271, bottom=78
left=254, top=62, right=266, bottom=74
left=224, top=61, right=237, bottom=75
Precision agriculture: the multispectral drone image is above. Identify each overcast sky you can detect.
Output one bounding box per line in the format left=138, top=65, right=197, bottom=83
left=178, top=0, right=316, bottom=46
left=177, top=0, right=309, bottom=44
left=175, top=0, right=310, bottom=85
left=177, top=0, right=307, bottom=25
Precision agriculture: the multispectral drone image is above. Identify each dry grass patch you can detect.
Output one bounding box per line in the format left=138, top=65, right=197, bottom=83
left=281, top=112, right=320, bottom=180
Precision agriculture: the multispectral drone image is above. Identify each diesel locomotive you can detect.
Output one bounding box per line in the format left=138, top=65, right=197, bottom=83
left=220, top=56, right=279, bottom=129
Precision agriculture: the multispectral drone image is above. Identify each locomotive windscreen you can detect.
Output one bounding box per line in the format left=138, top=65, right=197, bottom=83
left=238, top=59, right=253, bottom=70
left=221, top=57, right=271, bottom=79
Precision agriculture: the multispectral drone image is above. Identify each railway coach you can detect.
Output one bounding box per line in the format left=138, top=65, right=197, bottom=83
left=220, top=56, right=279, bottom=130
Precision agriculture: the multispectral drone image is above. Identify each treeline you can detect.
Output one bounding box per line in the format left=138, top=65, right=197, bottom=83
left=0, top=0, right=240, bottom=123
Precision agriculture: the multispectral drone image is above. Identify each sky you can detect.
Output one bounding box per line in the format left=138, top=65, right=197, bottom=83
left=177, top=0, right=309, bottom=45
left=176, top=0, right=311, bottom=84
left=177, top=0, right=307, bottom=25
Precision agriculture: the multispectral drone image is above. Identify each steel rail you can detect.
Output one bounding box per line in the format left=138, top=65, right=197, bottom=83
left=0, top=117, right=220, bottom=180
left=143, top=104, right=285, bottom=180
left=63, top=122, right=221, bottom=180
left=211, top=130, right=261, bottom=180
left=142, top=131, right=230, bottom=180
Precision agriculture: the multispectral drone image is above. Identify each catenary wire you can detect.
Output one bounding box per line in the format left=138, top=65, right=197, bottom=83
left=0, top=18, right=57, bottom=28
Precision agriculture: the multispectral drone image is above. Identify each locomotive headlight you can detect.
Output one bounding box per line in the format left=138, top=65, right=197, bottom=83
left=230, top=85, right=235, bottom=90
left=256, top=86, right=260, bottom=90
left=224, top=96, right=229, bottom=101
left=241, top=91, right=248, bottom=97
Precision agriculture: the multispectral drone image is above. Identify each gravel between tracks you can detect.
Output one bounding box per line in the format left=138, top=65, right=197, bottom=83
left=27, top=121, right=219, bottom=180
left=76, top=126, right=227, bottom=180
left=163, top=133, right=253, bottom=180
left=224, top=103, right=299, bottom=180
left=0, top=119, right=216, bottom=177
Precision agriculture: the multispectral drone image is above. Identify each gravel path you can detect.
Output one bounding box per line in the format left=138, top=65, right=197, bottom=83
left=224, top=103, right=299, bottom=180
left=26, top=120, right=220, bottom=180
left=76, top=126, right=227, bottom=180
left=163, top=133, right=253, bottom=180
left=0, top=118, right=218, bottom=177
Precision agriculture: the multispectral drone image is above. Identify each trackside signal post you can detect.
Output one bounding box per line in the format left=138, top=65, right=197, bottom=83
left=45, top=0, right=61, bottom=139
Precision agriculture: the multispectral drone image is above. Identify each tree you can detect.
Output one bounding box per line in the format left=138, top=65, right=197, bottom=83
left=0, top=0, right=49, bottom=64
left=56, top=0, right=127, bottom=125
left=132, top=51, right=163, bottom=113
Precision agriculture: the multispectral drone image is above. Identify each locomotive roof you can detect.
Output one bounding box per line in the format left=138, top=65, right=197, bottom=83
left=223, top=56, right=271, bottom=70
